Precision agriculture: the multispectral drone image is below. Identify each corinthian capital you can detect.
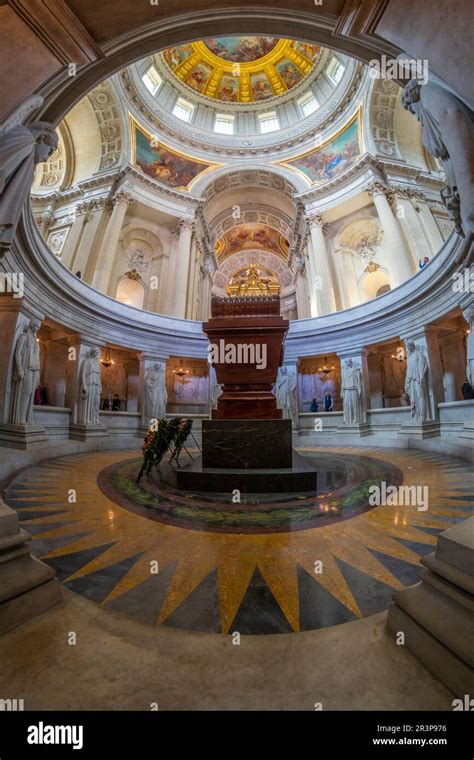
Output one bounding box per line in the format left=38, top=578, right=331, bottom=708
left=107, top=192, right=134, bottom=212
left=365, top=181, right=394, bottom=202
left=307, top=213, right=323, bottom=228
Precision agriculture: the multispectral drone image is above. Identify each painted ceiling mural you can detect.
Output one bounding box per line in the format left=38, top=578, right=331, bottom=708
left=161, top=37, right=320, bottom=103
left=133, top=123, right=219, bottom=189
left=280, top=117, right=361, bottom=186
left=216, top=223, right=290, bottom=262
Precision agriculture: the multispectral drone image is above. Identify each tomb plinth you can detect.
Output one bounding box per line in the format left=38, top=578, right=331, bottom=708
left=174, top=296, right=317, bottom=494
left=203, top=295, right=288, bottom=420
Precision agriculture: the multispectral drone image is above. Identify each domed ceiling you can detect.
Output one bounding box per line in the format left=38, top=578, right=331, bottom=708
left=162, top=36, right=320, bottom=102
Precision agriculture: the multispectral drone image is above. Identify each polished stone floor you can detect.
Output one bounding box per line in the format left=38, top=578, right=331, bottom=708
left=4, top=447, right=474, bottom=636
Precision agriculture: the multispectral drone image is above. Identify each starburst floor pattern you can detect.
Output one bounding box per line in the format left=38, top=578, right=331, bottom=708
left=4, top=448, right=473, bottom=635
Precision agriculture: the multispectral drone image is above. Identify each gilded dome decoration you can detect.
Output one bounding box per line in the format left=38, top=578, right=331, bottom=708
left=227, top=264, right=281, bottom=297
left=162, top=37, right=320, bottom=102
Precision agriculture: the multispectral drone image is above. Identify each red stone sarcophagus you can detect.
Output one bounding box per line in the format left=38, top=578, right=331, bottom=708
left=203, top=296, right=289, bottom=419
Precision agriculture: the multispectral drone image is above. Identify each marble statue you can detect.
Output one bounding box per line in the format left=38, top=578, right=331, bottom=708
left=463, top=306, right=474, bottom=387
left=401, top=79, right=474, bottom=237
left=78, top=347, right=102, bottom=425
left=142, top=362, right=167, bottom=424
left=404, top=340, right=431, bottom=422
left=275, top=366, right=298, bottom=426
left=10, top=318, right=41, bottom=425
left=0, top=105, right=58, bottom=252
left=341, top=359, right=366, bottom=424
left=210, top=366, right=223, bottom=410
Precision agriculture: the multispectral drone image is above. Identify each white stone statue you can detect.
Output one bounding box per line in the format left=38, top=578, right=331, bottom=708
left=401, top=79, right=474, bottom=237
left=404, top=340, right=431, bottom=422
left=0, top=113, right=58, bottom=252
left=275, top=366, right=298, bottom=426
left=209, top=366, right=223, bottom=411
left=463, top=307, right=474, bottom=387
left=341, top=359, right=366, bottom=424
left=78, top=347, right=102, bottom=425
left=10, top=318, right=41, bottom=425
left=142, top=362, right=167, bottom=425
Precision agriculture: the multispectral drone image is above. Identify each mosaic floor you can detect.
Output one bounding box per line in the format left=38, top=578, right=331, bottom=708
left=4, top=447, right=474, bottom=635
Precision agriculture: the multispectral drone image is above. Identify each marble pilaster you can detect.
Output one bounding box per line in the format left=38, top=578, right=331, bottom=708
left=92, top=193, right=134, bottom=294
left=307, top=215, right=337, bottom=316
left=367, top=182, right=414, bottom=287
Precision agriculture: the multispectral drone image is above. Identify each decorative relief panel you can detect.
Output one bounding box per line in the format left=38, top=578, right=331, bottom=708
left=87, top=82, right=124, bottom=171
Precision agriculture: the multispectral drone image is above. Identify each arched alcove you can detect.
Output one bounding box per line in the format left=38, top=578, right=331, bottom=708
left=115, top=276, right=146, bottom=308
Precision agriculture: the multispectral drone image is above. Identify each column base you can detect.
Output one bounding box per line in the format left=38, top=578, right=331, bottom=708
left=461, top=423, right=474, bottom=441
left=69, top=423, right=110, bottom=442
left=398, top=421, right=440, bottom=439
left=338, top=422, right=370, bottom=437
left=0, top=423, right=49, bottom=450
left=0, top=501, right=62, bottom=635
left=386, top=518, right=474, bottom=696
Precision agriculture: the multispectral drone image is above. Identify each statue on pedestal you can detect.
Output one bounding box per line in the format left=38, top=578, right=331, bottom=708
left=10, top=318, right=41, bottom=425
left=142, top=362, right=167, bottom=425
left=78, top=348, right=102, bottom=425
left=275, top=366, right=298, bottom=427
left=341, top=359, right=365, bottom=424
left=209, top=366, right=223, bottom=411
left=0, top=100, right=58, bottom=252
left=401, top=79, right=474, bottom=237
left=463, top=306, right=474, bottom=387
left=404, top=341, right=431, bottom=422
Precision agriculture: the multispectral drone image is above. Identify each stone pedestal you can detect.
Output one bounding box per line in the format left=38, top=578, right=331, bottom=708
left=0, top=423, right=48, bottom=450
left=337, top=422, right=370, bottom=437
left=398, top=421, right=440, bottom=439
left=387, top=517, right=474, bottom=696
left=176, top=419, right=317, bottom=494
left=0, top=499, right=62, bottom=635
left=202, top=419, right=292, bottom=469
left=69, top=423, right=109, bottom=442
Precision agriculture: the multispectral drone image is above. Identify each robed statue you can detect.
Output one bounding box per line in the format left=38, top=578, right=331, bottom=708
left=341, top=359, right=366, bottom=424
left=404, top=341, right=431, bottom=422
left=275, top=366, right=298, bottom=427
left=10, top=318, right=41, bottom=425
left=142, top=362, right=168, bottom=425
left=78, top=347, right=102, bottom=425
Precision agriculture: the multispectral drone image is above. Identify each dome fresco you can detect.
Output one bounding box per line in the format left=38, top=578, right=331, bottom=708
left=162, top=37, right=320, bottom=102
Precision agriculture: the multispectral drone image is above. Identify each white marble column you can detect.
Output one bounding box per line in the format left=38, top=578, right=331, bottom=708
left=394, top=189, right=432, bottom=267
left=307, top=214, right=337, bottom=315
left=417, top=197, right=445, bottom=254
left=92, top=193, right=134, bottom=295
left=294, top=258, right=310, bottom=319
left=169, top=220, right=193, bottom=318
left=368, top=182, right=414, bottom=287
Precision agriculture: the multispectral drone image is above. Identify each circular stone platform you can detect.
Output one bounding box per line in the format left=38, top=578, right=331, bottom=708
left=4, top=447, right=474, bottom=635
left=97, top=451, right=404, bottom=533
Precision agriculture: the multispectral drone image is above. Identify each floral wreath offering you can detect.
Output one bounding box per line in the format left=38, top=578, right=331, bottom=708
left=137, top=417, right=193, bottom=481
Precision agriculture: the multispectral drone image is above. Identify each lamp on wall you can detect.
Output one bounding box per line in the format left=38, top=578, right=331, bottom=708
left=317, top=356, right=335, bottom=375
left=172, top=366, right=190, bottom=377
left=100, top=347, right=115, bottom=368
left=391, top=345, right=406, bottom=363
